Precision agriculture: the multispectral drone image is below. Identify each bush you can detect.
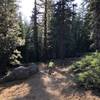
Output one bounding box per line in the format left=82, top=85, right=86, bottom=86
left=72, top=52, right=100, bottom=89
left=10, top=49, right=22, bottom=66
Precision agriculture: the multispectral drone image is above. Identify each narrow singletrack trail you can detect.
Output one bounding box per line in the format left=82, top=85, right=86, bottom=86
left=0, top=59, right=100, bottom=100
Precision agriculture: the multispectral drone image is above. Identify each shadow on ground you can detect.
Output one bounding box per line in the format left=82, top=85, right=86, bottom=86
left=15, top=73, right=59, bottom=100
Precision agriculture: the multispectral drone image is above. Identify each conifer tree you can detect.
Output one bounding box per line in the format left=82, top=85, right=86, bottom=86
left=50, top=0, right=75, bottom=58
left=89, top=0, right=100, bottom=50
left=31, top=0, right=40, bottom=61
left=0, top=0, right=23, bottom=75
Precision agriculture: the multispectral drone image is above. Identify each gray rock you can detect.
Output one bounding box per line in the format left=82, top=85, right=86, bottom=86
left=0, top=63, right=39, bottom=83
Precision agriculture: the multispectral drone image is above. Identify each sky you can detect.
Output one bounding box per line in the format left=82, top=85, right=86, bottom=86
left=20, top=0, right=82, bottom=22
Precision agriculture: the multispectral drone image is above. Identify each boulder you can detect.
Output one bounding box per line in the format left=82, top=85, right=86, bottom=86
left=0, top=63, right=39, bottom=83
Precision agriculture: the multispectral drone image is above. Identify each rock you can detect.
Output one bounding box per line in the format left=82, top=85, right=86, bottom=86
left=0, top=63, right=39, bottom=83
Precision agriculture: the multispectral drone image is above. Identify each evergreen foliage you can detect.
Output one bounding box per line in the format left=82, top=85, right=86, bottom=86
left=0, top=0, right=23, bottom=75
left=72, top=52, right=100, bottom=89
left=0, top=0, right=100, bottom=84
left=89, top=0, right=100, bottom=50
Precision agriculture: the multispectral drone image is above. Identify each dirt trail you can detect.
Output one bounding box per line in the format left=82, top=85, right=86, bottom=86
left=0, top=61, right=100, bottom=100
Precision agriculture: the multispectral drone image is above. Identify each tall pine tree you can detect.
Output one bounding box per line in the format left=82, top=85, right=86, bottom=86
left=50, top=0, right=75, bottom=58
left=0, top=0, right=22, bottom=75
left=89, top=0, right=100, bottom=50
left=31, top=0, right=39, bottom=61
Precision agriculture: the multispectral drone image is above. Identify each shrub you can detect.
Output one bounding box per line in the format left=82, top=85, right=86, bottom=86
left=10, top=49, right=22, bottom=66
left=72, top=52, right=100, bottom=89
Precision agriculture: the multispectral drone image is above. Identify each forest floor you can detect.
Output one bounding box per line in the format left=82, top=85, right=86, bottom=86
left=0, top=58, right=100, bottom=100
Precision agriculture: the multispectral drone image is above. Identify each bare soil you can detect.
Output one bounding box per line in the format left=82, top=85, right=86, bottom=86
left=0, top=59, right=100, bottom=100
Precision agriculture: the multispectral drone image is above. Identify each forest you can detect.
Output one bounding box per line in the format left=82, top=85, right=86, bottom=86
left=0, top=0, right=100, bottom=100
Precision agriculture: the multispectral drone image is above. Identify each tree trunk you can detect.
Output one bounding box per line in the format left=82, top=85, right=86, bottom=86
left=44, top=0, right=48, bottom=60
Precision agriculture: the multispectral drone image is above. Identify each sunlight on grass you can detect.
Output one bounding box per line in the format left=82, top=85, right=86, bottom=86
left=0, top=82, right=30, bottom=99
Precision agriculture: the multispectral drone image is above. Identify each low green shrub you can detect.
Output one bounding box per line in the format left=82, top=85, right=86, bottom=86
left=10, top=49, right=22, bottom=66
left=72, top=52, right=100, bottom=89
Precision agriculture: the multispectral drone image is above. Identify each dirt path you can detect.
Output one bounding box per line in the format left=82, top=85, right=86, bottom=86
left=0, top=61, right=100, bottom=100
